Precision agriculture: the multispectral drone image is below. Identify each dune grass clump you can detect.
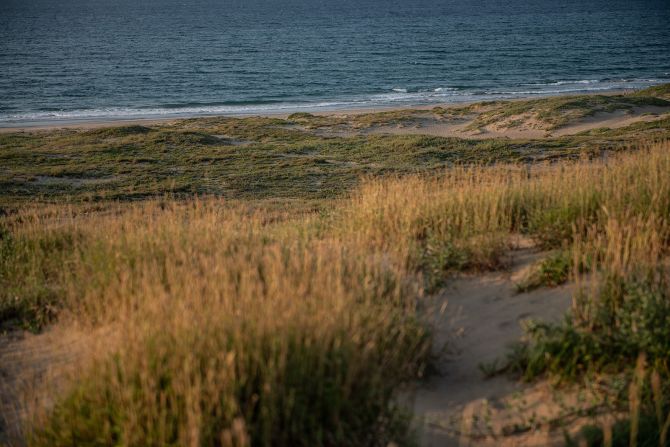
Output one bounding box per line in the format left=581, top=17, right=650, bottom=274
left=15, top=203, right=431, bottom=446
left=567, top=355, right=670, bottom=447
left=32, top=299, right=429, bottom=446
left=0, top=215, right=82, bottom=330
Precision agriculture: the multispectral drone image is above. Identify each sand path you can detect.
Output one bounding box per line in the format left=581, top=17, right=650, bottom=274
left=413, top=244, right=577, bottom=446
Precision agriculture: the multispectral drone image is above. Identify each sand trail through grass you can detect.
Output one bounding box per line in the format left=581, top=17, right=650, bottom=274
left=413, top=240, right=576, bottom=446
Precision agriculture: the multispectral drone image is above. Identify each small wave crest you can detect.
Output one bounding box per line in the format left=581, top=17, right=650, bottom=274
left=522, top=79, right=600, bottom=86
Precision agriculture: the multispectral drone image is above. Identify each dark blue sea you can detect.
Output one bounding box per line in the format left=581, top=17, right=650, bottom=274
left=1, top=0, right=669, bottom=124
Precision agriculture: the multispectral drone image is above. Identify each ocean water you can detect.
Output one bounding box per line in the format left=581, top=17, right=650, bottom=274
left=1, top=0, right=669, bottom=124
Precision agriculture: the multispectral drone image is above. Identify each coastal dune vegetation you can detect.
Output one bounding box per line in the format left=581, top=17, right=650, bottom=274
left=2, top=87, right=670, bottom=208
left=2, top=132, right=670, bottom=444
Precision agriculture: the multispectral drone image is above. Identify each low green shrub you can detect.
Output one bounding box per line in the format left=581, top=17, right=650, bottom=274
left=516, top=251, right=572, bottom=293
left=514, top=277, right=670, bottom=381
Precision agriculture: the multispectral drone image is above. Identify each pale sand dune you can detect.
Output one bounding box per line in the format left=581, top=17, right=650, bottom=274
left=366, top=106, right=670, bottom=140
left=551, top=107, right=669, bottom=136
left=0, top=241, right=579, bottom=446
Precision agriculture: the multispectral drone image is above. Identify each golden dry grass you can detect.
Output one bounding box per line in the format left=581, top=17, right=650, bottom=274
left=2, top=141, right=670, bottom=446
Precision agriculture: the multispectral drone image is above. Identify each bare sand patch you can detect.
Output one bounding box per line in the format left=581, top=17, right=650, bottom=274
left=412, top=242, right=581, bottom=446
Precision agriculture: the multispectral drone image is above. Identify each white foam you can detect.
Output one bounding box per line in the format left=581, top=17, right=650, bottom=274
left=522, top=79, right=600, bottom=86
left=520, top=78, right=666, bottom=89
left=1, top=78, right=667, bottom=125
left=491, top=87, right=613, bottom=95
left=0, top=101, right=363, bottom=123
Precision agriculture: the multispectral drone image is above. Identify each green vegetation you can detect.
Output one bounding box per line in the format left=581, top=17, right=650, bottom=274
left=566, top=357, right=670, bottom=446
left=515, top=250, right=572, bottom=293
left=287, top=109, right=426, bottom=129
left=520, top=274, right=670, bottom=382
left=0, top=221, right=73, bottom=330
left=635, top=83, right=670, bottom=100
left=2, top=92, right=670, bottom=208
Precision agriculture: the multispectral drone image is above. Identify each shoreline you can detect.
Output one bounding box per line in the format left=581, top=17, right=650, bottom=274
left=0, top=88, right=643, bottom=133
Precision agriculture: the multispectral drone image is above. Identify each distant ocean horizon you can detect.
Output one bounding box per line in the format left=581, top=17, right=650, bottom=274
left=1, top=0, right=669, bottom=125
